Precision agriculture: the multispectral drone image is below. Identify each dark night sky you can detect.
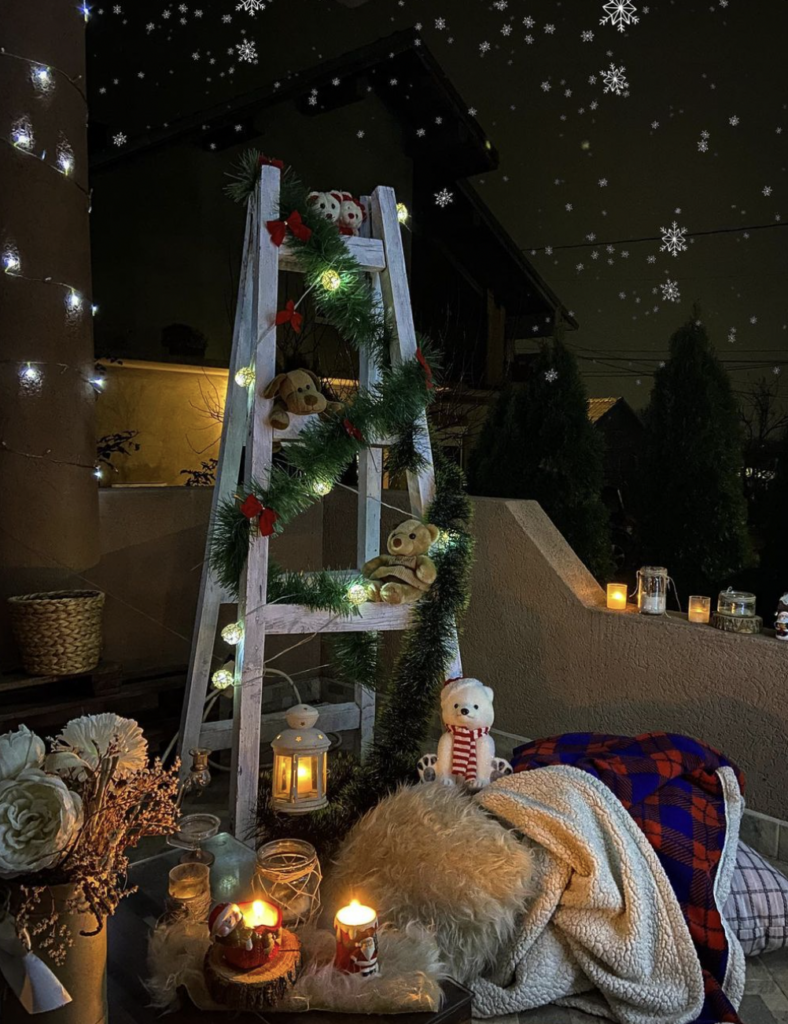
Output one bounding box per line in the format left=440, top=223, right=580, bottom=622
left=87, top=0, right=788, bottom=408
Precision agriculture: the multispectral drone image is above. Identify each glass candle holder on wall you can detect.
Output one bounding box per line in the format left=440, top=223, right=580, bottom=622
left=636, top=566, right=668, bottom=615
left=688, top=596, right=711, bottom=624
left=717, top=588, right=756, bottom=617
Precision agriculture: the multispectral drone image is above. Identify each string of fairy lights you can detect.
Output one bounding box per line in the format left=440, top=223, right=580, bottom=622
left=1, top=6, right=106, bottom=476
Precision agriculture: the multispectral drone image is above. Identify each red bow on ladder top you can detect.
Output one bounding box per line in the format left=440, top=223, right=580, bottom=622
left=266, top=210, right=312, bottom=247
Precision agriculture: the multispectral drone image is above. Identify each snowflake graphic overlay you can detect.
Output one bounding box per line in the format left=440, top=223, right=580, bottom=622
left=660, top=221, right=688, bottom=257
left=236, top=0, right=266, bottom=10
left=112, top=131, right=127, bottom=146
left=600, top=1, right=639, bottom=32
left=434, top=188, right=454, bottom=208
left=236, top=39, right=258, bottom=63
left=599, top=63, right=629, bottom=96
left=660, top=279, right=681, bottom=302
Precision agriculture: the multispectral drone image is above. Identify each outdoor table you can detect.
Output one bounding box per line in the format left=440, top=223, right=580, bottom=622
left=110, top=832, right=472, bottom=1024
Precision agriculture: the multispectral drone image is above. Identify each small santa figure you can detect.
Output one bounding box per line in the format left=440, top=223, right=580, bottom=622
left=350, top=935, right=379, bottom=977
left=775, top=593, right=788, bottom=641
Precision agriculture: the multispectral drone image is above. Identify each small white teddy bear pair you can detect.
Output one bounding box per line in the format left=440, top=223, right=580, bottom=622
left=307, top=190, right=365, bottom=236
left=418, top=676, right=512, bottom=790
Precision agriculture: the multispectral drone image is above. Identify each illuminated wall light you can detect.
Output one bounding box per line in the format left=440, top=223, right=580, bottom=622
left=19, top=363, right=43, bottom=395
left=20, top=364, right=41, bottom=384
left=31, top=65, right=54, bottom=93
left=320, top=268, right=341, bottom=292
left=396, top=202, right=409, bottom=224
left=3, top=252, right=21, bottom=274
left=67, top=289, right=82, bottom=311
left=12, top=120, right=34, bottom=150
left=234, top=365, right=255, bottom=387
left=221, top=621, right=244, bottom=646
left=57, top=142, right=74, bottom=177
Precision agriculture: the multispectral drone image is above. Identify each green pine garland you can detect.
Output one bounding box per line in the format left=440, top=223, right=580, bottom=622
left=267, top=563, right=369, bottom=617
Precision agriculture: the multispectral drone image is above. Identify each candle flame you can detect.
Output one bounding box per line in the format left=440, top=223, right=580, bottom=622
left=242, top=899, right=280, bottom=928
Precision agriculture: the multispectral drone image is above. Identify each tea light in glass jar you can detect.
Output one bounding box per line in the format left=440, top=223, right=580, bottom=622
left=167, top=862, right=211, bottom=921
left=688, top=596, right=711, bottom=624
left=606, top=584, right=628, bottom=610
left=334, top=899, right=379, bottom=977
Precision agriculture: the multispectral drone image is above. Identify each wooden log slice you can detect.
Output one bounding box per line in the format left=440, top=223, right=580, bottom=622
left=710, top=611, right=763, bottom=635
left=205, top=928, right=301, bottom=1011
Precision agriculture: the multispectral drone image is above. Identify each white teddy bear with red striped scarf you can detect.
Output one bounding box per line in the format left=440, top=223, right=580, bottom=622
left=420, top=677, right=511, bottom=790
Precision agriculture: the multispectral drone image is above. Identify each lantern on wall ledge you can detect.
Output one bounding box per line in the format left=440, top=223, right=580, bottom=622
left=271, top=705, right=330, bottom=814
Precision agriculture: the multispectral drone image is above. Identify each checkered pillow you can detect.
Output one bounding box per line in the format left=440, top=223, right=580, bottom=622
left=723, top=841, right=788, bottom=957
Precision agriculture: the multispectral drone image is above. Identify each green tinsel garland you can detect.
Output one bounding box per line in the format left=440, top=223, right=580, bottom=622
left=251, top=451, right=474, bottom=856
left=267, top=563, right=369, bottom=617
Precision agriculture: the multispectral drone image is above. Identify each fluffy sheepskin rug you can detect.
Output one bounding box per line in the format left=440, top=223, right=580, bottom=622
left=324, top=783, right=535, bottom=983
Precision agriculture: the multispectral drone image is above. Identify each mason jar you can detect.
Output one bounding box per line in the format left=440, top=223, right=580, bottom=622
left=636, top=566, right=668, bottom=615
left=251, top=838, right=322, bottom=927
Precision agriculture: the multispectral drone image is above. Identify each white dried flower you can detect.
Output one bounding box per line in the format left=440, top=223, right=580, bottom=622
left=47, top=714, right=148, bottom=779
left=0, top=768, right=83, bottom=877
left=0, top=725, right=45, bottom=780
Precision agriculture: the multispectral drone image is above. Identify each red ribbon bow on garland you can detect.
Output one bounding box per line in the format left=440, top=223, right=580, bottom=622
left=239, top=494, right=279, bottom=537
left=275, top=299, right=303, bottom=334
left=266, top=210, right=312, bottom=247
left=258, top=154, right=285, bottom=171
left=415, top=347, right=434, bottom=390
left=343, top=418, right=365, bottom=443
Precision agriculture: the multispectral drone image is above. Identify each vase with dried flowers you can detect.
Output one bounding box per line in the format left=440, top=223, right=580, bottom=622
left=0, top=715, right=180, bottom=1023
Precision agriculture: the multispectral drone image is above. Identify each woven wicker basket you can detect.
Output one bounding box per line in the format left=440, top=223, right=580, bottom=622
left=8, top=590, right=105, bottom=676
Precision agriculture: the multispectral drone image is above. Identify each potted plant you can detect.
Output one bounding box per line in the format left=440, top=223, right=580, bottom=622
left=0, top=716, right=180, bottom=1023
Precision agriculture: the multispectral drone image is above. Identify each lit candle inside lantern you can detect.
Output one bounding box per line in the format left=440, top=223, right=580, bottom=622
left=296, top=759, right=313, bottom=795
left=688, top=596, right=711, bottom=624
left=334, top=899, right=379, bottom=976
left=607, top=583, right=628, bottom=610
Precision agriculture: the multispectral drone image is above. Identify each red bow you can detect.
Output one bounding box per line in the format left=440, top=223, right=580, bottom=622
left=275, top=299, right=303, bottom=334
left=343, top=418, right=365, bottom=443
left=266, top=210, right=312, bottom=247
left=258, top=154, right=284, bottom=171
left=239, top=494, right=279, bottom=537
left=416, top=347, right=434, bottom=390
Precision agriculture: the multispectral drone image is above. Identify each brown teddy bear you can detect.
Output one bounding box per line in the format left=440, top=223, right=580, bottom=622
left=263, top=369, right=342, bottom=430
left=362, top=519, right=440, bottom=605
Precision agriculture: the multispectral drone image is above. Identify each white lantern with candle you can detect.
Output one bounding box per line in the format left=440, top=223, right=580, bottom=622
left=271, top=705, right=330, bottom=814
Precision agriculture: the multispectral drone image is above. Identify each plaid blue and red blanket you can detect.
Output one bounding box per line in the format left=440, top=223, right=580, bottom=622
left=512, top=731, right=745, bottom=1024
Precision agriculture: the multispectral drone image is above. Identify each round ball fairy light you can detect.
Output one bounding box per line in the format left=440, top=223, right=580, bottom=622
left=212, top=667, right=234, bottom=690
left=320, top=268, right=341, bottom=292
left=347, top=582, right=371, bottom=606
left=235, top=365, right=255, bottom=388
left=221, top=621, right=244, bottom=646
left=396, top=202, right=409, bottom=224
left=312, top=479, right=332, bottom=497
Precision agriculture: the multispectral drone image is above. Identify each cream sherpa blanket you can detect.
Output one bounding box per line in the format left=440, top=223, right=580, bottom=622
left=474, top=765, right=709, bottom=1024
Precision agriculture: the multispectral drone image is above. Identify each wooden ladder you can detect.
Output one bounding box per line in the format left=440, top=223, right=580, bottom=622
left=178, top=165, right=461, bottom=842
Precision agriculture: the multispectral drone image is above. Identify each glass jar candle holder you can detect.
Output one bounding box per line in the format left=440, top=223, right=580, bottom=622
left=688, top=596, right=711, bottom=624
left=606, top=584, right=628, bottom=610
left=636, top=566, right=668, bottom=615
left=167, top=861, right=212, bottom=922
left=717, top=588, right=756, bottom=617
left=252, top=839, right=322, bottom=927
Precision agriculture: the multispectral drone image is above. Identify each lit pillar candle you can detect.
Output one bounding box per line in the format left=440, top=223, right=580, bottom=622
left=688, top=596, right=711, bottom=624
left=334, top=900, right=379, bottom=976
left=606, top=584, right=628, bottom=610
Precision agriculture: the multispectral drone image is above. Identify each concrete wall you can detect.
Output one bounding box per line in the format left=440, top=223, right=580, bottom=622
left=463, top=498, right=788, bottom=821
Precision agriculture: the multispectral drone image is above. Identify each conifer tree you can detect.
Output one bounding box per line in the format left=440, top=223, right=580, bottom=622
left=639, top=316, right=751, bottom=597
left=468, top=333, right=612, bottom=580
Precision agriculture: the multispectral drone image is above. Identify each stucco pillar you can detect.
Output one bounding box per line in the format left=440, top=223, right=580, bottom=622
left=0, top=0, right=98, bottom=571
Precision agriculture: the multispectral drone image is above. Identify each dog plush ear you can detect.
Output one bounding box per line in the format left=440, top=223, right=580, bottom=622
left=426, top=524, right=441, bottom=544
left=263, top=373, right=289, bottom=399
left=304, top=369, right=322, bottom=392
